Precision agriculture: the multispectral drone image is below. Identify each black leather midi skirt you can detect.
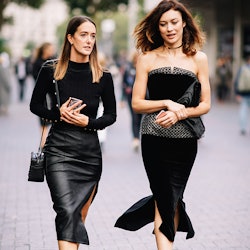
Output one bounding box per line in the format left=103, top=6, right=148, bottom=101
left=44, top=123, right=102, bottom=245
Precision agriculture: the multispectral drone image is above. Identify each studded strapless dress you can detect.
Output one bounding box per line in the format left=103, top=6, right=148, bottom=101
left=115, top=67, right=199, bottom=241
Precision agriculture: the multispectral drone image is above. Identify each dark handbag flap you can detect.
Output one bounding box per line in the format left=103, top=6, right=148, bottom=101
left=177, top=80, right=201, bottom=107
left=177, top=79, right=205, bottom=139
left=182, top=117, right=205, bottom=139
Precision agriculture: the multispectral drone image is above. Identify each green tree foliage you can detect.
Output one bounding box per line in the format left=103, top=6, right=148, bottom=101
left=61, top=0, right=146, bottom=58
left=94, top=11, right=128, bottom=58
left=64, top=0, right=128, bottom=16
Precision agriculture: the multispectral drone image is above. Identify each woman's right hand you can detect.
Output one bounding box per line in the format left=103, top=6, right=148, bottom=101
left=60, top=98, right=85, bottom=121
left=60, top=98, right=89, bottom=127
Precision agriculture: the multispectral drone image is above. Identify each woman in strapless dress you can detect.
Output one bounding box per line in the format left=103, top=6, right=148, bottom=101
left=115, top=1, right=211, bottom=249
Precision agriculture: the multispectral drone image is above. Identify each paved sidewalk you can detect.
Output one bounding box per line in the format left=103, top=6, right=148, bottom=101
left=0, top=75, right=250, bottom=250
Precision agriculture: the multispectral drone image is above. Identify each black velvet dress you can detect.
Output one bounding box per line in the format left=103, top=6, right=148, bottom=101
left=30, top=60, right=116, bottom=244
left=115, top=67, right=198, bottom=242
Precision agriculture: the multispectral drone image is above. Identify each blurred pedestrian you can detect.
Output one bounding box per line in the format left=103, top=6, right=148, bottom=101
left=15, top=56, right=28, bottom=102
left=97, top=52, right=108, bottom=150
left=115, top=1, right=211, bottom=249
left=116, top=50, right=128, bottom=107
left=31, top=42, right=56, bottom=147
left=234, top=55, right=250, bottom=135
left=32, top=42, right=56, bottom=81
left=0, top=55, right=11, bottom=115
left=30, top=16, right=116, bottom=250
left=122, top=51, right=142, bottom=151
left=215, top=56, right=232, bottom=103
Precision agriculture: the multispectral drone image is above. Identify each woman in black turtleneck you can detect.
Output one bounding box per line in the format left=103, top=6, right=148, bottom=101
left=30, top=16, right=116, bottom=250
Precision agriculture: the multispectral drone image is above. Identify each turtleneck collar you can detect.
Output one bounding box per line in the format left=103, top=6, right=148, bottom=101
left=68, top=60, right=90, bottom=71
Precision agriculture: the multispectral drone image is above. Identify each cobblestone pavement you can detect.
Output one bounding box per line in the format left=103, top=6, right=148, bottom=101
left=0, top=75, right=250, bottom=250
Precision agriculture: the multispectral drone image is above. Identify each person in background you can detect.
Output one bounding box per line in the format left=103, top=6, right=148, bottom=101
left=234, top=55, right=250, bottom=135
left=97, top=52, right=108, bottom=150
left=32, top=42, right=56, bottom=81
left=122, top=51, right=142, bottom=151
left=0, top=55, right=11, bottom=115
left=15, top=56, right=28, bottom=102
left=31, top=42, right=56, bottom=146
left=115, top=1, right=211, bottom=249
left=116, top=50, right=128, bottom=107
left=215, top=56, right=232, bottom=103
left=30, top=16, right=116, bottom=250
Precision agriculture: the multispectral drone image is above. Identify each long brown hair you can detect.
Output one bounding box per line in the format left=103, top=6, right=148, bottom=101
left=54, top=16, right=103, bottom=83
left=134, top=0, right=205, bottom=55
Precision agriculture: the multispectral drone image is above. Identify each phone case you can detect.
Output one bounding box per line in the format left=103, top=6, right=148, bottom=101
left=156, top=110, right=165, bottom=119
left=68, top=97, right=82, bottom=109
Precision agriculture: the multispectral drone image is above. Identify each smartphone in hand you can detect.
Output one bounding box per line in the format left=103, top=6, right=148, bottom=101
left=68, top=97, right=82, bottom=109
left=156, top=110, right=166, bottom=119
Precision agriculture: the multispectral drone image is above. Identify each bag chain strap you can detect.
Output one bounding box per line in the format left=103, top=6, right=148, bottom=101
left=38, top=122, right=46, bottom=153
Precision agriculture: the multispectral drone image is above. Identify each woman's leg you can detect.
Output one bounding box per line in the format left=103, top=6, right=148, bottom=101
left=154, top=201, right=173, bottom=250
left=174, top=203, right=180, bottom=232
left=239, top=97, right=248, bottom=134
left=154, top=201, right=180, bottom=250
left=57, top=186, right=96, bottom=250
left=58, top=241, right=79, bottom=250
left=81, top=185, right=97, bottom=222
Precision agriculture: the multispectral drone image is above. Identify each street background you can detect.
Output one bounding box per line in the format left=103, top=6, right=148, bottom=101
left=0, top=72, right=250, bottom=250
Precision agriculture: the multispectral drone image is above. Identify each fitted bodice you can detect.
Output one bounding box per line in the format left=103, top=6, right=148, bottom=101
left=140, top=67, right=198, bottom=138
left=147, top=67, right=197, bottom=101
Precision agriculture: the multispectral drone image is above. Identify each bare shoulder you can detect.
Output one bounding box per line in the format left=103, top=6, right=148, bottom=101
left=138, top=51, right=157, bottom=62
left=137, top=51, right=157, bottom=71
left=193, top=51, right=210, bottom=83
left=193, top=51, right=208, bottom=65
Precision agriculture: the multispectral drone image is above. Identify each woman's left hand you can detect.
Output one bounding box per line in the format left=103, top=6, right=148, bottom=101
left=164, top=100, right=188, bottom=120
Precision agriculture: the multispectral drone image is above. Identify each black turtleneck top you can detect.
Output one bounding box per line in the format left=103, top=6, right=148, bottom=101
left=30, top=60, right=116, bottom=130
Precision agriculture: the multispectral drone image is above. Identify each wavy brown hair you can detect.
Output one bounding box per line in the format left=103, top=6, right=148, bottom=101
left=54, top=16, right=103, bottom=83
left=134, top=0, right=205, bottom=56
